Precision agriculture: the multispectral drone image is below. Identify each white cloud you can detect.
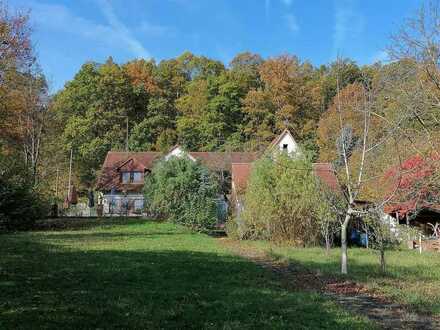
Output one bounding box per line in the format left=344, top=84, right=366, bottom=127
left=138, top=21, right=173, bottom=37
left=96, top=0, right=150, bottom=58
left=332, top=0, right=364, bottom=59
left=265, top=0, right=271, bottom=20
left=285, top=13, right=299, bottom=33
left=24, top=0, right=150, bottom=59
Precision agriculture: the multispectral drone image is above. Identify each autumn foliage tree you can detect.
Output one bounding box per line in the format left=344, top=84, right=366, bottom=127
left=243, top=55, right=322, bottom=152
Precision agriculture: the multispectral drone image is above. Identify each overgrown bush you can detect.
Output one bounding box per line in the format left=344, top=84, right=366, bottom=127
left=144, top=156, right=220, bottom=231
left=0, top=155, right=47, bottom=230
left=241, top=153, right=324, bottom=245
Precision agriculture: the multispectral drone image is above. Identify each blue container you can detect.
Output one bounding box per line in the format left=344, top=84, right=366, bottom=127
left=360, top=233, right=369, bottom=247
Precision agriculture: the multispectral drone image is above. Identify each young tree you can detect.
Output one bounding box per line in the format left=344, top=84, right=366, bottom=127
left=320, top=57, right=437, bottom=274
left=362, top=208, right=401, bottom=273
left=0, top=153, right=47, bottom=230
left=241, top=153, right=321, bottom=244
left=317, top=61, right=403, bottom=274
left=144, top=157, right=220, bottom=232
left=314, top=182, right=344, bottom=254
left=18, top=69, right=49, bottom=183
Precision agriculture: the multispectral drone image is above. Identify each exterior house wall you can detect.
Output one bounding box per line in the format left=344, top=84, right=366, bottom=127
left=96, top=130, right=340, bottom=220
left=103, top=193, right=144, bottom=215
left=164, top=146, right=195, bottom=161
left=275, top=132, right=299, bottom=155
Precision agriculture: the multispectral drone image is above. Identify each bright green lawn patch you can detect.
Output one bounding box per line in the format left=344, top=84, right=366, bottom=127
left=242, top=241, right=440, bottom=316
left=0, top=219, right=372, bottom=329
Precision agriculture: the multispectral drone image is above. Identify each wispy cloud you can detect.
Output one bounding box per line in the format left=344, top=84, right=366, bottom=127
left=265, top=0, right=271, bottom=20
left=138, top=21, right=173, bottom=37
left=24, top=0, right=151, bottom=59
left=284, top=13, right=299, bottom=33
left=96, top=0, right=150, bottom=58
left=332, top=0, right=364, bottom=59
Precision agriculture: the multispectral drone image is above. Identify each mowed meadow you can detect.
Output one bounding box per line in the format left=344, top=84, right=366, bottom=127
left=0, top=218, right=373, bottom=329
left=237, top=241, right=440, bottom=316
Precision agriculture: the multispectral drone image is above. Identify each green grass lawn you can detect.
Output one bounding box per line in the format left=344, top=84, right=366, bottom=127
left=0, top=219, right=373, bottom=329
left=242, top=241, right=440, bottom=316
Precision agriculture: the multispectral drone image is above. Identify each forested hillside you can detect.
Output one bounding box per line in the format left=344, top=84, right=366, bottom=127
left=2, top=0, right=440, bottom=203
left=49, top=52, right=375, bottom=185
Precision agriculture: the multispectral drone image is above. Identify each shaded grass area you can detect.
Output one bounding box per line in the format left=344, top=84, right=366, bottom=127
left=0, top=218, right=373, bottom=329
left=240, top=241, right=440, bottom=316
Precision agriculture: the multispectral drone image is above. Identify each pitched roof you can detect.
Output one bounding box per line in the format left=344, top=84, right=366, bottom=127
left=312, top=163, right=342, bottom=194
left=96, top=150, right=258, bottom=191
left=231, top=163, right=253, bottom=194
left=103, top=151, right=162, bottom=169
left=230, top=162, right=341, bottom=196
left=189, top=152, right=258, bottom=171
left=268, top=128, right=295, bottom=148
left=96, top=152, right=162, bottom=191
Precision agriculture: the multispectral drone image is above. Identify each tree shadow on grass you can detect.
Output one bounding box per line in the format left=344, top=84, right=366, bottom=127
left=0, top=235, right=371, bottom=329
left=268, top=250, right=440, bottom=315
left=35, top=232, right=193, bottom=241
left=34, top=217, right=158, bottom=232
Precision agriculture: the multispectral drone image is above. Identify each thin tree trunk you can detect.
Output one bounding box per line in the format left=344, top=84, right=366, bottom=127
left=325, top=229, right=331, bottom=255
left=380, top=248, right=386, bottom=273
left=341, top=212, right=351, bottom=274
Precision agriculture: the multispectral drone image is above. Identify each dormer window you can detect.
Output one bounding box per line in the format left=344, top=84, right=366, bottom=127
left=282, top=144, right=289, bottom=151
left=122, top=172, right=130, bottom=184
left=121, top=171, right=143, bottom=184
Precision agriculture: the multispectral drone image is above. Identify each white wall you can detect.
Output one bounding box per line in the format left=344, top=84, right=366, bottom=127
left=275, top=133, right=299, bottom=155
left=164, top=146, right=195, bottom=161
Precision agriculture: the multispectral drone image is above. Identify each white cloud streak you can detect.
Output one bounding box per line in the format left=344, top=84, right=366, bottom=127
left=25, top=0, right=151, bottom=59
left=332, top=0, right=365, bottom=59
left=332, top=0, right=364, bottom=59
left=96, top=0, right=150, bottom=58
left=265, top=0, right=271, bottom=20
left=285, top=13, right=299, bottom=33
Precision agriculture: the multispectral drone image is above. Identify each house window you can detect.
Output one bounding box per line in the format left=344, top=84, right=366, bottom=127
left=122, top=172, right=130, bottom=184
left=121, top=171, right=143, bottom=184
left=132, top=172, right=142, bottom=183
left=282, top=144, right=289, bottom=151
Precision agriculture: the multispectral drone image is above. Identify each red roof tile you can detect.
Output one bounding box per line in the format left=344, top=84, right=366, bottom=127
left=103, top=152, right=162, bottom=169
left=96, top=152, right=162, bottom=191
left=189, top=152, right=258, bottom=171
left=96, top=151, right=258, bottom=192
left=231, top=163, right=253, bottom=194
left=312, top=163, right=342, bottom=194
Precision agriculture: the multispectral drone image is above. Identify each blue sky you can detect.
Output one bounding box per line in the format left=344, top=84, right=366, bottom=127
left=11, top=0, right=422, bottom=92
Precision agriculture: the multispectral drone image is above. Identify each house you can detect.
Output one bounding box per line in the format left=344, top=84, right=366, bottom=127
left=96, top=129, right=340, bottom=215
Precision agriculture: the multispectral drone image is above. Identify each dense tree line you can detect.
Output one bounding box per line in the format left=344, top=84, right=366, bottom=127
left=3, top=0, right=440, bottom=245
left=49, top=51, right=381, bottom=188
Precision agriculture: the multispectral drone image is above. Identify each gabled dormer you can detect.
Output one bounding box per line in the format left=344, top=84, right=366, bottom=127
left=268, top=129, right=300, bottom=156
